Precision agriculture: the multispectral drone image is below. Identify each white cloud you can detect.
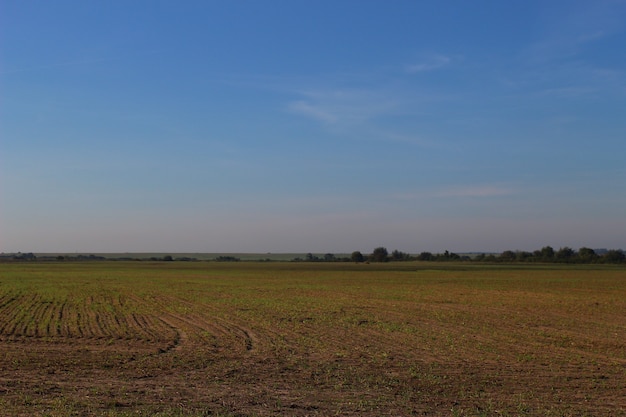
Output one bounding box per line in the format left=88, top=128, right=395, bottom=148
left=406, top=55, right=451, bottom=73
left=287, top=100, right=337, bottom=123
left=286, top=89, right=398, bottom=126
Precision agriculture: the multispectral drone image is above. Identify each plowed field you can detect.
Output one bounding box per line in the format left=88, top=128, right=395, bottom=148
left=0, top=262, right=624, bottom=416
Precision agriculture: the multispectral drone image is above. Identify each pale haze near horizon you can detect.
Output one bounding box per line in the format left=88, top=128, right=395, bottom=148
left=1, top=1, right=625, bottom=254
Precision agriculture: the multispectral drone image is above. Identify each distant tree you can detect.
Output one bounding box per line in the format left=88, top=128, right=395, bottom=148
left=14, top=252, right=36, bottom=261
left=370, top=247, right=389, bottom=262
left=577, top=247, right=598, bottom=263
left=162, top=255, right=173, bottom=262
left=516, top=251, right=533, bottom=262
left=417, top=251, right=434, bottom=261
left=351, top=251, right=365, bottom=263
left=215, top=256, right=240, bottom=262
left=447, top=251, right=461, bottom=260
left=602, top=249, right=625, bottom=263
left=555, top=247, right=575, bottom=262
left=499, top=250, right=517, bottom=262
left=391, top=249, right=409, bottom=261
left=305, top=253, right=318, bottom=262
left=540, top=246, right=555, bottom=261
left=323, top=253, right=336, bottom=262
left=437, top=250, right=460, bottom=261
left=484, top=254, right=498, bottom=262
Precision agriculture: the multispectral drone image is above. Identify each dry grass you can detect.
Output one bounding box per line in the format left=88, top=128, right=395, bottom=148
left=0, top=261, right=624, bottom=416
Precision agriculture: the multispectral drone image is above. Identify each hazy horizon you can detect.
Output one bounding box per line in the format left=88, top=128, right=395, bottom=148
left=2, top=1, right=626, bottom=254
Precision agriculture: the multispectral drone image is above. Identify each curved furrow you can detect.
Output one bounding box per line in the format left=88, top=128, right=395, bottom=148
left=123, top=293, right=260, bottom=353
left=0, top=292, right=18, bottom=309
left=1, top=294, right=38, bottom=335
left=127, top=313, right=149, bottom=340
left=93, top=296, right=125, bottom=339
left=103, top=295, right=128, bottom=339
left=32, top=299, right=59, bottom=337
left=157, top=294, right=261, bottom=352
left=15, top=294, right=41, bottom=337
left=129, top=313, right=170, bottom=342
left=74, top=309, right=85, bottom=338
left=112, top=311, right=126, bottom=338
left=123, top=314, right=140, bottom=340
left=53, top=301, right=68, bottom=337
left=94, top=312, right=109, bottom=339
left=147, top=315, right=180, bottom=343
left=84, top=308, right=101, bottom=339
left=0, top=296, right=20, bottom=335
left=212, top=316, right=258, bottom=352
left=155, top=316, right=185, bottom=352
left=0, top=311, right=21, bottom=337
left=160, top=309, right=256, bottom=354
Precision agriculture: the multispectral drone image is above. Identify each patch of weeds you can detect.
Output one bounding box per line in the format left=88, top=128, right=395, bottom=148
left=516, top=353, right=536, bottom=362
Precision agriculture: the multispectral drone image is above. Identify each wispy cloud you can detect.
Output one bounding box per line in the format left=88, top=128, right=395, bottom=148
left=286, top=89, right=398, bottom=126
left=522, top=3, right=626, bottom=65
left=286, top=100, right=337, bottom=123
left=405, top=55, right=451, bottom=73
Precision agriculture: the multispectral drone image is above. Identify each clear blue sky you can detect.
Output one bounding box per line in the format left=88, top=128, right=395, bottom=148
left=2, top=1, right=625, bottom=254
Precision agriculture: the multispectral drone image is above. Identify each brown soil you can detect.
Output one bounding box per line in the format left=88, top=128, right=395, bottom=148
left=1, top=298, right=625, bottom=417
left=0, top=264, right=625, bottom=416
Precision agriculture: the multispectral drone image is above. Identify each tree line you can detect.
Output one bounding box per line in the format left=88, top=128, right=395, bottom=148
left=2, top=246, right=624, bottom=264
left=295, top=246, right=625, bottom=264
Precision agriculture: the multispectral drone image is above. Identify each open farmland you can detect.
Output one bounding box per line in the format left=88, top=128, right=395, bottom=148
left=0, top=262, right=624, bottom=416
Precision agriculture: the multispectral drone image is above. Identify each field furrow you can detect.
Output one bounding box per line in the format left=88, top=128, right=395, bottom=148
left=52, top=301, right=67, bottom=337
left=74, top=309, right=85, bottom=338
left=82, top=308, right=103, bottom=338
left=0, top=296, right=20, bottom=335
left=12, top=294, right=40, bottom=337
left=130, top=313, right=171, bottom=342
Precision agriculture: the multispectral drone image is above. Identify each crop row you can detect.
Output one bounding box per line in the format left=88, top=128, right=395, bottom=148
left=0, top=292, right=176, bottom=343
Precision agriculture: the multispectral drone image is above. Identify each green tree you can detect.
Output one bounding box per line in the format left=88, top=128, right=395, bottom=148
left=305, top=253, right=318, bottom=262
left=370, top=247, right=389, bottom=262
left=499, top=250, right=516, bottom=262
left=555, top=247, right=575, bottom=262
left=577, top=247, right=597, bottom=263
left=540, top=246, right=555, bottom=261
left=603, top=249, right=625, bottom=263
left=351, top=251, right=365, bottom=263
left=417, top=251, right=434, bottom=261
left=391, top=249, right=409, bottom=261
left=323, top=253, right=336, bottom=262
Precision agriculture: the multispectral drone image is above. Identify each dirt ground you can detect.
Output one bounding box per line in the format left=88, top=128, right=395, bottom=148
left=0, top=263, right=625, bottom=416
left=1, top=308, right=625, bottom=416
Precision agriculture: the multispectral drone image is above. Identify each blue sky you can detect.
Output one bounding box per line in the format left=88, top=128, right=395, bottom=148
left=2, top=1, right=625, bottom=253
